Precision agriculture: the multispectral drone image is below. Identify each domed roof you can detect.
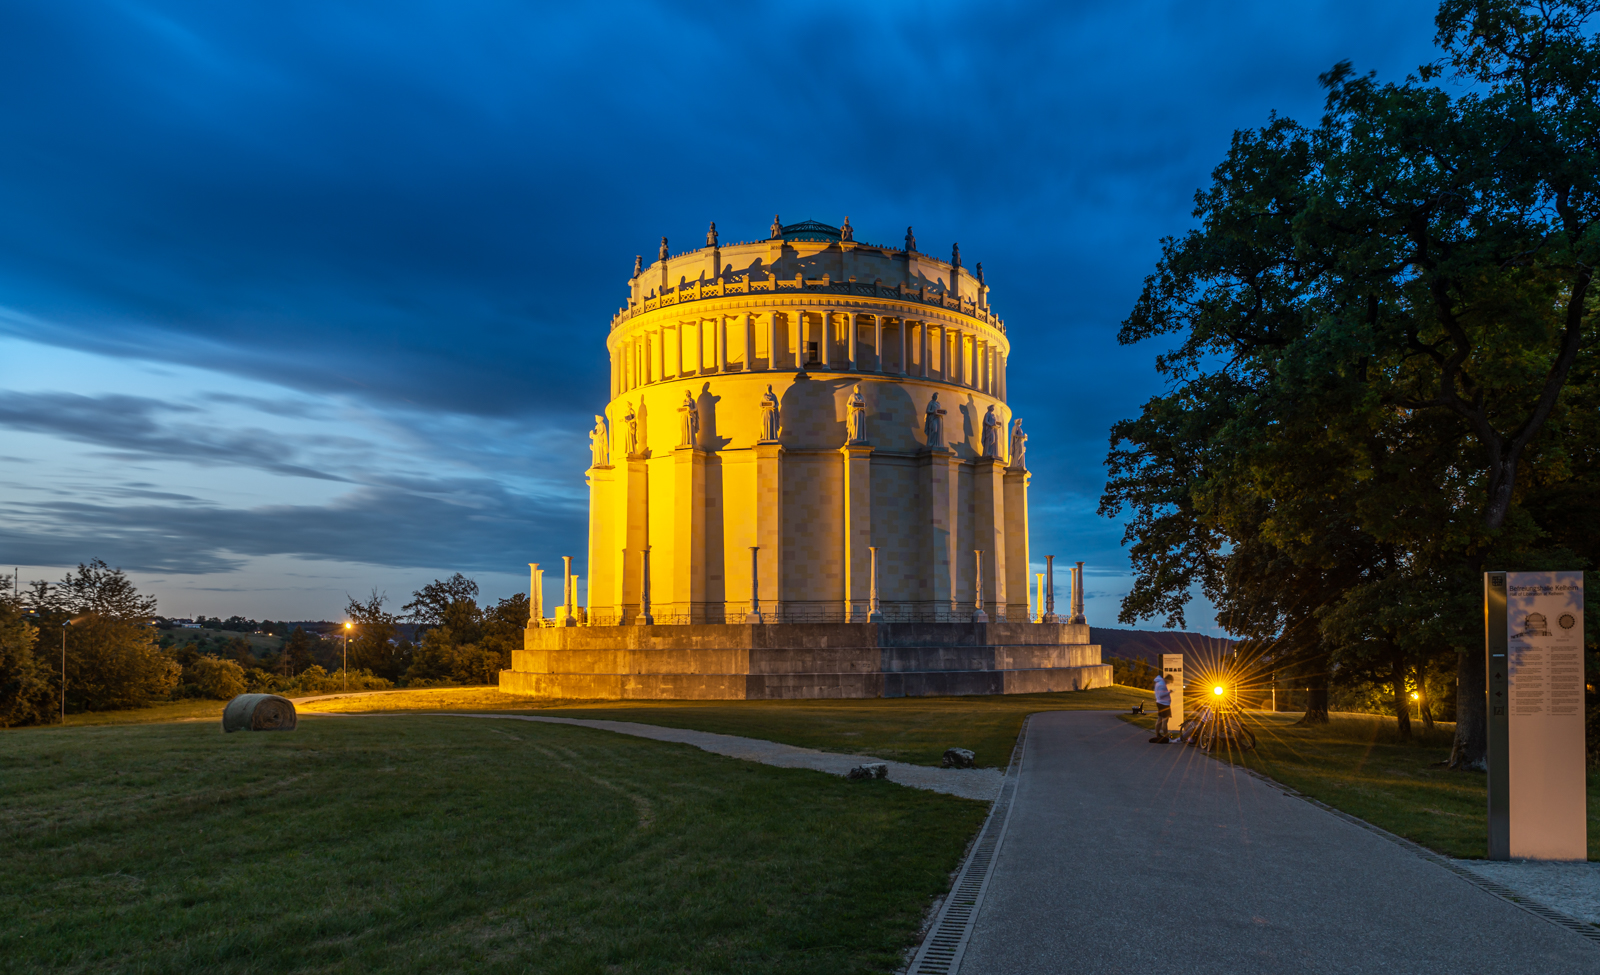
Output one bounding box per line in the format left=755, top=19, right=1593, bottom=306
left=777, top=219, right=842, bottom=242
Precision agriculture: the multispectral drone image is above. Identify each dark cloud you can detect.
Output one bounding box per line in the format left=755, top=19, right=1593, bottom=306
left=0, top=479, right=584, bottom=575
left=0, top=391, right=349, bottom=481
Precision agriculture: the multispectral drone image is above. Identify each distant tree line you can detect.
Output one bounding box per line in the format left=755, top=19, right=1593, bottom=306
left=1100, top=1, right=1599, bottom=768
left=0, top=561, right=527, bottom=728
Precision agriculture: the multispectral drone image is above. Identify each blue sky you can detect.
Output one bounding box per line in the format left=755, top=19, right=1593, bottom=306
left=0, top=0, right=1444, bottom=627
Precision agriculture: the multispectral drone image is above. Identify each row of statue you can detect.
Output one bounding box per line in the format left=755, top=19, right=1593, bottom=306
left=588, top=388, right=1027, bottom=468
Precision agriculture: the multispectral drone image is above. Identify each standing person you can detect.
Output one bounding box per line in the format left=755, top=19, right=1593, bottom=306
left=1151, top=671, right=1172, bottom=743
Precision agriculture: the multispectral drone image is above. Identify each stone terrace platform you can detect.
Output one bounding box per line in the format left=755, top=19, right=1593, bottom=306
left=498, top=621, right=1111, bottom=700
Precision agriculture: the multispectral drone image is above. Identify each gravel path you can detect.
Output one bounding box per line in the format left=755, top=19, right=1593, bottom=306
left=333, top=710, right=1004, bottom=802
left=1454, top=859, right=1600, bottom=926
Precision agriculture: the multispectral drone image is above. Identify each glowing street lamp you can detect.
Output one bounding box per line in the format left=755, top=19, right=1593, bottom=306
left=1212, top=685, right=1225, bottom=697
left=342, top=622, right=353, bottom=691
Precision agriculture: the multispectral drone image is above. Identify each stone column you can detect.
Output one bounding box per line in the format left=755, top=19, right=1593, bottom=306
left=920, top=321, right=931, bottom=378
left=998, top=352, right=1007, bottom=401
left=655, top=329, right=665, bottom=383
left=1070, top=561, right=1087, bottom=624
left=612, top=456, right=649, bottom=625
left=672, top=445, right=707, bottom=622
left=899, top=319, right=909, bottom=376
left=847, top=312, right=859, bottom=371
left=585, top=461, right=615, bottom=623
left=868, top=546, right=883, bottom=622
left=690, top=319, right=702, bottom=375
left=745, top=546, right=762, bottom=623
left=820, top=310, right=831, bottom=369
left=560, top=556, right=576, bottom=626
left=973, top=456, right=1007, bottom=621
left=1034, top=572, right=1044, bottom=623
left=754, top=442, right=784, bottom=619
left=1003, top=466, right=1032, bottom=623
left=638, top=548, right=654, bottom=625
left=971, top=550, right=988, bottom=623
left=841, top=443, right=873, bottom=621
left=793, top=310, right=805, bottom=370
left=767, top=311, right=778, bottom=371
left=716, top=316, right=727, bottom=373
left=744, top=313, right=755, bottom=372
left=925, top=447, right=961, bottom=619
left=873, top=315, right=884, bottom=373
left=1042, top=555, right=1059, bottom=623
left=526, top=563, right=541, bottom=627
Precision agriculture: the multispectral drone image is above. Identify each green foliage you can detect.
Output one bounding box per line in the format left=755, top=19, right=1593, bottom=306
left=0, top=581, right=53, bottom=727
left=344, top=590, right=406, bottom=680
left=401, top=576, right=527, bottom=686
left=1100, top=1, right=1600, bottom=753
left=188, top=655, right=246, bottom=700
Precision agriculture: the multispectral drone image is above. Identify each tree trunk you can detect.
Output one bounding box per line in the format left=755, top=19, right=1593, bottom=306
left=1417, top=662, right=1435, bottom=734
left=1391, top=644, right=1411, bottom=740
left=1448, top=650, right=1487, bottom=770
left=1296, top=656, right=1330, bottom=725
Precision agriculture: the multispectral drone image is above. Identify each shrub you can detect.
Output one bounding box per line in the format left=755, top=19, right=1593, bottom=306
left=190, top=655, right=247, bottom=700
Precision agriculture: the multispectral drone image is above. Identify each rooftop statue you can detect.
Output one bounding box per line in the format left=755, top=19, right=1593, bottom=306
left=841, top=216, right=853, bottom=242
left=924, top=392, right=945, bottom=449
left=759, top=385, right=781, bottom=443
left=707, top=221, right=718, bottom=247
left=847, top=384, right=867, bottom=444
left=632, top=255, right=642, bottom=278
left=952, top=242, right=961, bottom=268
left=976, top=261, right=985, bottom=286
left=770, top=214, right=782, bottom=238
left=659, top=236, right=669, bottom=261
left=590, top=415, right=610, bottom=468
left=623, top=401, right=638, bottom=457
left=982, top=405, right=1001, bottom=458
left=678, top=390, right=699, bottom=448
left=1009, top=418, right=1027, bottom=470
left=905, top=226, right=917, bottom=253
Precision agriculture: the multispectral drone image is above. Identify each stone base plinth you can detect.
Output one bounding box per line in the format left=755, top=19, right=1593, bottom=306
left=497, top=621, right=1112, bottom=700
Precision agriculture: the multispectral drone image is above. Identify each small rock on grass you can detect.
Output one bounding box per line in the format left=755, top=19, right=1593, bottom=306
left=847, top=763, right=888, bottom=781
left=941, top=747, right=975, bottom=769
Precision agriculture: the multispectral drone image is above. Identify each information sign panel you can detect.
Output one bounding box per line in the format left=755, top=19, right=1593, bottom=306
left=1161, top=653, right=1184, bottom=729
left=1486, top=570, right=1586, bottom=861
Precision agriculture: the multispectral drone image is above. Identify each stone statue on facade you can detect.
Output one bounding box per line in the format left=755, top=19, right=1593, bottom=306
left=924, top=393, right=945, bottom=449
left=1009, top=418, right=1027, bottom=470
left=951, top=242, right=961, bottom=268
left=707, top=221, right=718, bottom=247
left=846, top=384, right=867, bottom=444
left=840, top=216, right=853, bottom=242
left=905, top=226, right=917, bottom=253
left=759, top=384, right=781, bottom=443
left=590, top=415, right=610, bottom=468
left=659, top=236, right=669, bottom=261
left=678, top=390, right=699, bottom=448
left=623, top=401, right=638, bottom=457
left=976, top=261, right=985, bottom=286
left=982, top=406, right=1001, bottom=458
left=632, top=255, right=642, bottom=278
left=770, top=214, right=783, bottom=238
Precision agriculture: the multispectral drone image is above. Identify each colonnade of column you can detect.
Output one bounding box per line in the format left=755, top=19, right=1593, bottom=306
left=611, top=309, right=1008, bottom=400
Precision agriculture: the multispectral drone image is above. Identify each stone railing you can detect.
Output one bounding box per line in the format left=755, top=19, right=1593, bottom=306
left=610, top=275, right=1004, bottom=334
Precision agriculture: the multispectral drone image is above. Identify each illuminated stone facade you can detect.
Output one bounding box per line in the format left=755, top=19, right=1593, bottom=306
left=590, top=218, right=1027, bottom=624
left=500, top=217, right=1110, bottom=699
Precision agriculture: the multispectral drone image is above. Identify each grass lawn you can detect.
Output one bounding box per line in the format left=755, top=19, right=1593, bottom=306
left=296, top=685, right=1153, bottom=768
left=2, top=716, right=987, bottom=974
left=1126, top=710, right=1600, bottom=861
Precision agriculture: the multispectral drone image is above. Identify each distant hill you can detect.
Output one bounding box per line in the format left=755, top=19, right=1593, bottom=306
left=1090, top=626, right=1234, bottom=665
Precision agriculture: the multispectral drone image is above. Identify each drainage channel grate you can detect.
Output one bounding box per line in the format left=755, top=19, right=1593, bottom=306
left=905, top=717, right=1030, bottom=975
left=1238, top=766, right=1600, bottom=949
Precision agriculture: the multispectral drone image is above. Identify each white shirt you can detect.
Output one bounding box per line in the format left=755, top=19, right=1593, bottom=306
left=1154, top=676, right=1171, bottom=705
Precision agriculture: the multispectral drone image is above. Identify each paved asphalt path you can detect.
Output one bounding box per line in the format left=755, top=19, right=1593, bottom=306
left=958, top=710, right=1600, bottom=974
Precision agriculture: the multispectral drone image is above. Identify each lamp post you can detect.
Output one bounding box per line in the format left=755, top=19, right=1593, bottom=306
left=342, top=621, right=353, bottom=691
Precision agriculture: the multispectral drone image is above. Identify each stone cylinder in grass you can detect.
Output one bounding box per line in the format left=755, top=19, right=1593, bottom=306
left=222, top=694, right=297, bottom=733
